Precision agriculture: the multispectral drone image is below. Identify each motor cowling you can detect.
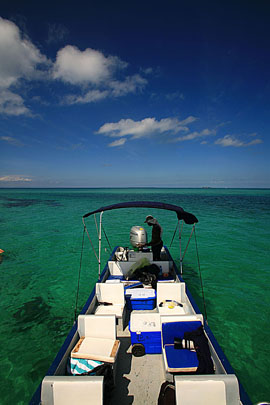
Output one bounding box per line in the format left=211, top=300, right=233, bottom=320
left=130, top=226, right=148, bottom=248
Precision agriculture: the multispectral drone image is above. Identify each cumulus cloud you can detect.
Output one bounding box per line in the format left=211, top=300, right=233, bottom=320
left=64, top=89, right=109, bottom=104
left=0, top=175, right=32, bottom=182
left=0, top=90, right=31, bottom=116
left=52, top=45, right=147, bottom=103
left=0, top=17, right=147, bottom=114
left=0, top=17, right=48, bottom=88
left=97, top=116, right=198, bottom=140
left=62, top=74, right=146, bottom=105
left=174, top=128, right=216, bottom=142
left=215, top=135, right=263, bottom=147
left=109, top=74, right=147, bottom=96
left=52, top=45, right=127, bottom=85
left=108, top=138, right=127, bottom=147
left=0, top=17, right=49, bottom=116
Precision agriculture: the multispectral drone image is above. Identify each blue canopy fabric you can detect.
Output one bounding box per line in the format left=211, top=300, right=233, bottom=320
left=83, top=201, right=198, bottom=224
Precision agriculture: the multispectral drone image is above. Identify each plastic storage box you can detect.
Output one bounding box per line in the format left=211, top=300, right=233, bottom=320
left=125, top=288, right=156, bottom=310
left=128, top=249, right=153, bottom=262
left=129, top=312, right=162, bottom=354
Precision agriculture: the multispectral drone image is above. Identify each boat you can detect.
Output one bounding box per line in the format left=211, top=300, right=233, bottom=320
left=30, top=201, right=254, bottom=405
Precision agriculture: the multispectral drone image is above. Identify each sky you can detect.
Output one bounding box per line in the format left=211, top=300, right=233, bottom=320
left=0, top=0, right=269, bottom=188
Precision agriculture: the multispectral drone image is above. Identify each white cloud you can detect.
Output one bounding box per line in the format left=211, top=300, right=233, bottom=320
left=0, top=17, right=48, bottom=89
left=53, top=46, right=147, bottom=103
left=0, top=17, right=148, bottom=113
left=97, top=116, right=197, bottom=140
left=248, top=139, right=263, bottom=146
left=179, top=116, right=198, bottom=126
left=109, top=74, right=147, bottom=96
left=0, top=90, right=31, bottom=116
left=0, top=135, right=23, bottom=146
left=0, top=175, right=32, bottom=182
left=175, top=128, right=216, bottom=142
left=52, top=45, right=127, bottom=85
left=0, top=17, right=49, bottom=116
left=215, top=135, right=263, bottom=147
left=64, top=89, right=109, bottom=104
left=108, top=138, right=127, bottom=147
left=63, top=74, right=147, bottom=104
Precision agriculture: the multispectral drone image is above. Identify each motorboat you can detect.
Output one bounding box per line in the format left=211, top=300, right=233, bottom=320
left=30, top=201, right=253, bottom=405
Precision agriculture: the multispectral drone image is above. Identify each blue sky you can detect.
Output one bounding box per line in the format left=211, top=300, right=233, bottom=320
left=0, top=0, right=269, bottom=188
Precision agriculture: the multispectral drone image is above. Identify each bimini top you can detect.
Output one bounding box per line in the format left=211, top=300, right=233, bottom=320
left=83, top=201, right=198, bottom=225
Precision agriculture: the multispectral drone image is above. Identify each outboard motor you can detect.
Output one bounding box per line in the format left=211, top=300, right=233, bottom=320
left=130, top=226, right=148, bottom=249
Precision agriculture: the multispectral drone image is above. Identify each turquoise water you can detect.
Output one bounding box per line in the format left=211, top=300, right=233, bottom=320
left=0, top=188, right=269, bottom=404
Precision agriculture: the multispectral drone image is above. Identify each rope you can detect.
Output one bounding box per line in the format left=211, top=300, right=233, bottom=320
left=102, top=224, right=112, bottom=252
left=74, top=226, right=86, bottom=322
left=83, top=219, right=99, bottom=262
left=182, top=225, right=195, bottom=260
left=194, top=226, right=208, bottom=323
left=169, top=220, right=179, bottom=247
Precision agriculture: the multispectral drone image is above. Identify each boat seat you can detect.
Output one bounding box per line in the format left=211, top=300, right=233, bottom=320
left=71, top=315, right=120, bottom=364
left=41, top=375, right=103, bottom=405
left=106, top=275, right=124, bottom=282
left=161, top=315, right=203, bottom=373
left=95, top=283, right=125, bottom=320
left=174, top=374, right=241, bottom=405
left=108, top=259, right=171, bottom=277
left=157, top=282, right=187, bottom=315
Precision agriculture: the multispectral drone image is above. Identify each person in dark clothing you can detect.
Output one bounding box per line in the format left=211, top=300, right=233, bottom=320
left=144, top=215, right=163, bottom=261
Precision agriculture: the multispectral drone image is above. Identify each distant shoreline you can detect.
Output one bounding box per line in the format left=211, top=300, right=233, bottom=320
left=0, top=187, right=269, bottom=190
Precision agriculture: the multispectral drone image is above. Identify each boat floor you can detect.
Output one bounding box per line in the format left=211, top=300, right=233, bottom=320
left=110, top=319, right=165, bottom=404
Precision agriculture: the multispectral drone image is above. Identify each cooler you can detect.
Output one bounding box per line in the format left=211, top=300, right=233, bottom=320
left=125, top=288, right=156, bottom=310
left=129, top=312, right=162, bottom=354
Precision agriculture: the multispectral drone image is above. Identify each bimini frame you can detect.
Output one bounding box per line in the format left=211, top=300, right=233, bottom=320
left=82, top=201, right=198, bottom=278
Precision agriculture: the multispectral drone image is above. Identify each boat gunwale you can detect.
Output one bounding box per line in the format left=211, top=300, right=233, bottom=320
left=168, top=248, right=252, bottom=405
left=29, top=248, right=117, bottom=404
left=29, top=215, right=252, bottom=405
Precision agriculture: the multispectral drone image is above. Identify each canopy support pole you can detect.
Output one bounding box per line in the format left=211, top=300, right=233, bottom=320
left=179, top=220, right=183, bottom=275
left=98, top=212, right=103, bottom=280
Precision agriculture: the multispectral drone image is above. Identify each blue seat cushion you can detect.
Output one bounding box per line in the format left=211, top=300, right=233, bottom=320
left=107, top=275, right=125, bottom=280
left=162, top=321, right=202, bottom=345
left=164, top=345, right=199, bottom=372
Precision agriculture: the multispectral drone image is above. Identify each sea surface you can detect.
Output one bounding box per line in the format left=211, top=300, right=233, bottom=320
left=0, top=188, right=269, bottom=404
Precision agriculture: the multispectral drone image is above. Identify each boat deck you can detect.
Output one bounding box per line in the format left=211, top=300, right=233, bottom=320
left=111, top=319, right=165, bottom=405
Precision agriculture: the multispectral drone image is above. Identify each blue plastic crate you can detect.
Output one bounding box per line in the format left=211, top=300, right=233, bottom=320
left=129, top=312, right=162, bottom=354
left=125, top=288, right=156, bottom=310
left=130, top=330, right=162, bottom=353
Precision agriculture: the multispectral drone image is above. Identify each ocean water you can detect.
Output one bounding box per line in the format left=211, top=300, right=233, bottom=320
left=0, top=188, right=269, bottom=404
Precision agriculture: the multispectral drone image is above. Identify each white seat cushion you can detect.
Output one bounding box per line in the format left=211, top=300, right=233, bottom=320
left=41, top=376, right=103, bottom=405
left=78, top=315, right=116, bottom=340
left=174, top=375, right=241, bottom=405
left=71, top=337, right=120, bottom=363
left=176, top=380, right=226, bottom=405
left=95, top=304, right=124, bottom=318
